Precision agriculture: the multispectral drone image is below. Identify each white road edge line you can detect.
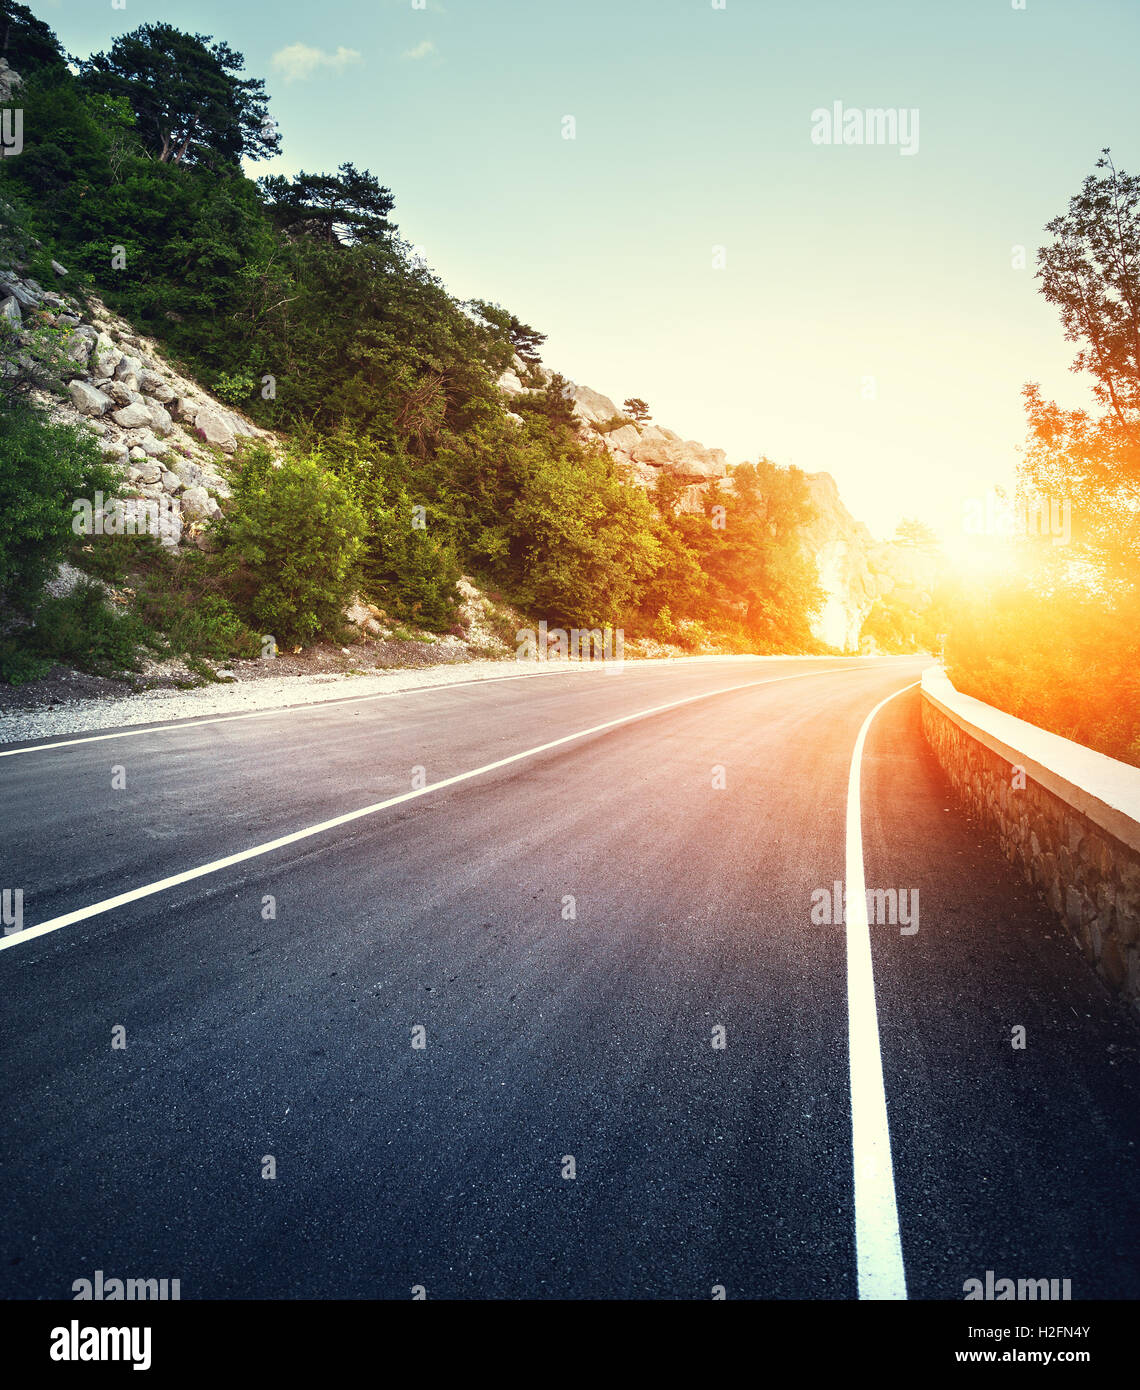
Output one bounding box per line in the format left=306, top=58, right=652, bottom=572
left=2, top=665, right=874, bottom=953
left=845, top=679, right=919, bottom=1301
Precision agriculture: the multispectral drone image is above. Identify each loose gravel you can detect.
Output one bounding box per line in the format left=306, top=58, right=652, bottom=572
left=0, top=660, right=599, bottom=746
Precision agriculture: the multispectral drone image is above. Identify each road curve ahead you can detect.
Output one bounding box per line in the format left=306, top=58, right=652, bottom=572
left=2, top=656, right=1138, bottom=1300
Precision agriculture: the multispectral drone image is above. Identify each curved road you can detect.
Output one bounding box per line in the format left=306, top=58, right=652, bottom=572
left=2, top=656, right=1138, bottom=1299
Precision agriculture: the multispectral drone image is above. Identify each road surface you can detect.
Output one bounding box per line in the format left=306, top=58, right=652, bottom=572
left=2, top=656, right=1137, bottom=1299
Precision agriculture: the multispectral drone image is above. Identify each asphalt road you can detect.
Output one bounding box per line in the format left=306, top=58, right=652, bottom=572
left=2, top=656, right=1138, bottom=1299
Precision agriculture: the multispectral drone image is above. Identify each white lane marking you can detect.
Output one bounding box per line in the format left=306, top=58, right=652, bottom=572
left=845, top=679, right=919, bottom=1300
left=0, top=658, right=862, bottom=760
left=2, top=665, right=878, bottom=952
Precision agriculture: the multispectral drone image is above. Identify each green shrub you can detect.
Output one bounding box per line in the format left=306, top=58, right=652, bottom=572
left=0, top=405, right=116, bottom=607
left=0, top=580, right=155, bottom=683
left=30, top=581, right=152, bottom=674
left=354, top=491, right=459, bottom=632
left=69, top=533, right=259, bottom=661
left=217, top=444, right=366, bottom=646
left=0, top=639, right=52, bottom=686
left=213, top=370, right=257, bottom=406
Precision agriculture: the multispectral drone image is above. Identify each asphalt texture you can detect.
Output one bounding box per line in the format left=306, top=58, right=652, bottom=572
left=2, top=656, right=1137, bottom=1299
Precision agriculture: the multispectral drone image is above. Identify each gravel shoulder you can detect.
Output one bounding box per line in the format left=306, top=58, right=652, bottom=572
left=0, top=652, right=832, bottom=747
left=0, top=659, right=583, bottom=745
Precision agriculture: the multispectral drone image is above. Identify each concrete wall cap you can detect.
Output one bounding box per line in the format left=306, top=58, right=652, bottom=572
left=921, top=664, right=1140, bottom=854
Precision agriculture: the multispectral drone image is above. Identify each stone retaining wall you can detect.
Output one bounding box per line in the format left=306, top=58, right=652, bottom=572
left=921, top=667, right=1140, bottom=1013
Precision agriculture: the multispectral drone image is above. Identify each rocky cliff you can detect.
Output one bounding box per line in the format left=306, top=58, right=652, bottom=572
left=500, top=361, right=936, bottom=651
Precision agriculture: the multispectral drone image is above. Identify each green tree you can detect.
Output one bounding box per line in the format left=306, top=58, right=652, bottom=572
left=511, top=425, right=660, bottom=627
left=78, top=24, right=280, bottom=167
left=217, top=446, right=366, bottom=646
left=946, top=150, right=1140, bottom=764
left=508, top=314, right=546, bottom=366
left=0, top=0, right=66, bottom=76
left=1020, top=151, right=1140, bottom=601
left=465, top=301, right=535, bottom=376
left=623, top=397, right=651, bottom=424
left=1038, top=149, right=1140, bottom=421
left=259, top=164, right=394, bottom=245
left=512, top=371, right=578, bottom=433
left=700, top=461, right=823, bottom=648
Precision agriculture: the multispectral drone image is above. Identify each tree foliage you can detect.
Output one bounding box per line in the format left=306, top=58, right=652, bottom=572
left=78, top=24, right=280, bottom=167
left=259, top=164, right=394, bottom=245
left=0, top=0, right=65, bottom=76
left=0, top=11, right=828, bottom=665
left=0, top=405, right=115, bottom=606
left=947, top=149, right=1140, bottom=764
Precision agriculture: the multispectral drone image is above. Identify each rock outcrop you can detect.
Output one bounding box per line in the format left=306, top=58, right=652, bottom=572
left=1, top=252, right=278, bottom=548
left=0, top=59, right=21, bottom=104
left=498, top=358, right=940, bottom=651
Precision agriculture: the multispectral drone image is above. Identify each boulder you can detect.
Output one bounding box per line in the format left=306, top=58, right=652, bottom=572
left=64, top=334, right=92, bottom=364
left=629, top=436, right=728, bottom=480
left=147, top=400, right=174, bottom=435
left=0, top=59, right=22, bottom=104
left=115, top=354, right=144, bottom=382
left=605, top=424, right=642, bottom=452
left=111, top=403, right=153, bottom=429
left=193, top=406, right=237, bottom=452
left=677, top=484, right=707, bottom=514
left=133, top=432, right=168, bottom=458
left=139, top=369, right=174, bottom=400
left=51, top=260, right=68, bottom=277
left=168, top=457, right=204, bottom=488
left=134, top=461, right=163, bottom=485
left=0, top=295, right=21, bottom=325
left=68, top=380, right=113, bottom=417
left=179, top=484, right=212, bottom=521
left=4, top=280, right=39, bottom=310
left=106, top=380, right=135, bottom=406
left=568, top=382, right=621, bottom=424
left=346, top=596, right=386, bottom=636
left=92, top=344, right=121, bottom=379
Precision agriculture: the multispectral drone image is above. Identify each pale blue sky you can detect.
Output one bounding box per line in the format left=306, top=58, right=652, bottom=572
left=37, top=0, right=1140, bottom=544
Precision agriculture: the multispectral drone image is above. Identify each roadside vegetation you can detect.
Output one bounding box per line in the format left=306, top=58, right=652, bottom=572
left=944, top=151, right=1140, bottom=766
left=0, top=2, right=832, bottom=686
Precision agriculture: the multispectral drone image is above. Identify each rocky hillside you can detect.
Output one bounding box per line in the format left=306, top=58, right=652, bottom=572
left=2, top=254, right=278, bottom=547
left=500, top=362, right=938, bottom=650
left=2, top=242, right=935, bottom=654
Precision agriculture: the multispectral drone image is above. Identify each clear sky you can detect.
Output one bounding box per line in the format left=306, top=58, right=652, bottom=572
left=36, top=0, right=1140, bottom=545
